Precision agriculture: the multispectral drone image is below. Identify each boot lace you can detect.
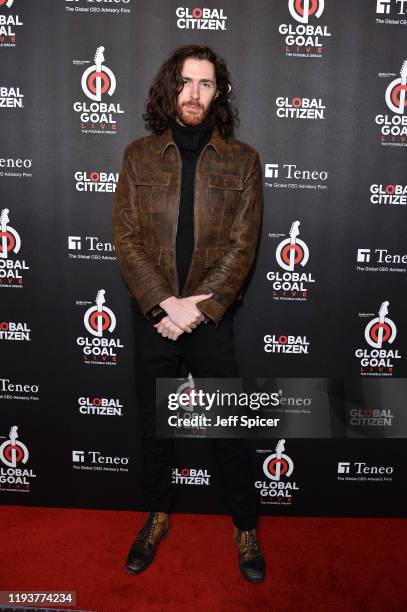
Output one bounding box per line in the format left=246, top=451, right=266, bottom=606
left=242, top=529, right=258, bottom=551
left=137, top=512, right=160, bottom=545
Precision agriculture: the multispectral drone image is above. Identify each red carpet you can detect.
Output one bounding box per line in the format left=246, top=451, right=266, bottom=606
left=0, top=506, right=406, bottom=612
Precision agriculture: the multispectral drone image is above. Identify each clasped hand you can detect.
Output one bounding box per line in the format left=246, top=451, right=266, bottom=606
left=153, top=294, right=213, bottom=341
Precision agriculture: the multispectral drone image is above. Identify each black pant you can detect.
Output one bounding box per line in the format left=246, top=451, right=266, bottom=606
left=131, top=299, right=258, bottom=530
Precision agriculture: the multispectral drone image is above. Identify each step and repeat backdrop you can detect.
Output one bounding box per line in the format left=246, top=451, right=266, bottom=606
left=1, top=0, right=406, bottom=517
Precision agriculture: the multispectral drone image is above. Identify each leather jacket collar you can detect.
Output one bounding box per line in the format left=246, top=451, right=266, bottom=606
left=158, top=124, right=226, bottom=159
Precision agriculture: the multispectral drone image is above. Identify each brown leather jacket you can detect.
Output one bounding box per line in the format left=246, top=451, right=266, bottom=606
left=112, top=125, right=263, bottom=328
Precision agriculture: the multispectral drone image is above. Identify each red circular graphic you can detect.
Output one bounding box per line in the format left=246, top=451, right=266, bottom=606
left=87, top=71, right=110, bottom=95
left=92, top=397, right=101, bottom=406
left=295, top=0, right=318, bottom=17
left=192, top=8, right=203, bottom=18
left=385, top=184, right=395, bottom=195
left=90, top=172, right=100, bottom=182
left=278, top=336, right=288, bottom=344
left=181, top=468, right=190, bottom=476
left=5, top=444, right=24, bottom=463
left=282, top=243, right=303, bottom=265
left=391, top=84, right=407, bottom=109
left=292, top=97, right=302, bottom=108
left=0, top=0, right=8, bottom=6
left=0, top=231, right=15, bottom=252
left=89, top=310, right=111, bottom=331
left=0, top=322, right=9, bottom=331
left=370, top=322, right=391, bottom=343
left=267, top=458, right=289, bottom=477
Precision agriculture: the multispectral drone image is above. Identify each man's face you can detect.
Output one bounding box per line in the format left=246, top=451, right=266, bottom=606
left=176, top=58, right=219, bottom=126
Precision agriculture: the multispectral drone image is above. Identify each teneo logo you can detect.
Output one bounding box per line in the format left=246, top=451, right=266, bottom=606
left=73, top=46, right=124, bottom=135
left=76, top=289, right=123, bottom=365
left=78, top=396, right=123, bottom=416
left=280, top=0, right=331, bottom=59
left=68, top=235, right=116, bottom=262
left=355, top=301, right=401, bottom=376
left=0, top=86, right=23, bottom=108
left=356, top=247, right=407, bottom=274
left=0, top=320, right=30, bottom=341
left=255, top=440, right=299, bottom=505
left=337, top=459, right=394, bottom=482
left=72, top=449, right=129, bottom=472
left=0, top=377, right=39, bottom=401
left=265, top=162, right=328, bottom=192
left=264, top=333, right=310, bottom=354
left=0, top=157, right=32, bottom=178
left=276, top=97, right=325, bottom=119
left=375, top=60, right=407, bottom=147
left=370, top=183, right=407, bottom=206
left=172, top=467, right=211, bottom=485
left=0, top=208, right=29, bottom=288
left=0, top=425, right=36, bottom=492
left=0, top=0, right=23, bottom=48
left=176, top=7, right=227, bottom=30
left=376, top=0, right=407, bottom=26
left=75, top=169, right=118, bottom=192
left=267, top=221, right=315, bottom=302
left=65, top=0, right=131, bottom=15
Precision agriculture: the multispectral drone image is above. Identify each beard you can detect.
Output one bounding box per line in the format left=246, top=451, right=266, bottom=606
left=176, top=99, right=211, bottom=126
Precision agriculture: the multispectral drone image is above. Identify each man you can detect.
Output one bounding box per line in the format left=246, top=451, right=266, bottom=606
left=112, top=45, right=264, bottom=583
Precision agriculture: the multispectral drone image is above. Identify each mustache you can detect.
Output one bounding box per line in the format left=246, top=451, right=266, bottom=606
left=183, top=101, right=202, bottom=109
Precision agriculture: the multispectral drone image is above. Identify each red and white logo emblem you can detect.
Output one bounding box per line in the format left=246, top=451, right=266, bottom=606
left=365, top=301, right=397, bottom=349
left=84, top=289, right=116, bottom=337
left=276, top=221, right=309, bottom=271
left=288, top=0, right=324, bottom=24
left=81, top=46, right=116, bottom=102
left=0, top=426, right=29, bottom=468
left=385, top=59, right=407, bottom=114
left=0, top=208, right=21, bottom=259
left=0, top=0, right=14, bottom=8
left=263, top=439, right=294, bottom=481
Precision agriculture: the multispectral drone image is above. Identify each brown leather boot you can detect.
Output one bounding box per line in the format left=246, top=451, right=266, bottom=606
left=125, top=511, right=170, bottom=574
left=233, top=526, right=266, bottom=583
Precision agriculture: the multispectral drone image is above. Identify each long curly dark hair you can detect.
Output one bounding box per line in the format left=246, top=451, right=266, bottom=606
left=143, top=45, right=239, bottom=138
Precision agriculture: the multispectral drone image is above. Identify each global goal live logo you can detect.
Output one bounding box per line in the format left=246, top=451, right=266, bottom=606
left=0, top=425, right=28, bottom=467
left=279, top=0, right=331, bottom=59
left=77, top=289, right=123, bottom=365
left=375, top=59, right=407, bottom=147
left=355, top=301, right=401, bottom=376
left=288, top=0, right=324, bottom=23
left=0, top=0, right=23, bottom=49
left=73, top=46, right=124, bottom=135
left=255, top=440, right=299, bottom=505
left=0, top=425, right=36, bottom=492
left=267, top=221, right=315, bottom=301
left=0, top=208, right=29, bottom=288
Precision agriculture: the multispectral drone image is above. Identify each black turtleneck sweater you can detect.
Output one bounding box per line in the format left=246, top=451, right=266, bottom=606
left=169, top=116, right=213, bottom=296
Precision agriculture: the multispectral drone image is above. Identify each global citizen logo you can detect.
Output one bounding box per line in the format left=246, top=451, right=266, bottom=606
left=264, top=332, right=310, bottom=354
left=176, top=7, right=227, bottom=30
left=265, top=162, right=328, bottom=192
left=78, top=395, right=123, bottom=416
left=279, top=0, right=331, bottom=58
left=0, top=425, right=36, bottom=492
left=355, top=301, right=401, bottom=376
left=0, top=320, right=30, bottom=341
left=68, top=235, right=116, bottom=262
left=337, top=460, right=393, bottom=482
left=375, top=59, right=407, bottom=147
left=73, top=46, right=124, bottom=135
left=172, top=467, right=211, bottom=485
left=0, top=208, right=29, bottom=288
left=255, top=440, right=299, bottom=505
left=0, top=0, right=23, bottom=48
left=65, top=0, right=131, bottom=15
left=76, top=289, right=123, bottom=365
left=75, top=169, right=118, bottom=192
left=356, top=247, right=407, bottom=274
left=276, top=96, right=325, bottom=119
left=347, top=407, right=394, bottom=428
left=267, top=221, right=315, bottom=302
left=376, top=0, right=407, bottom=26
left=0, top=156, right=32, bottom=178
left=0, top=85, right=23, bottom=108
left=72, top=449, right=129, bottom=472
left=370, top=182, right=407, bottom=206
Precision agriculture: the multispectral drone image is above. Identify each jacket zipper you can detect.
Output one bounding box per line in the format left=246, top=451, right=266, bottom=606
left=180, top=142, right=208, bottom=298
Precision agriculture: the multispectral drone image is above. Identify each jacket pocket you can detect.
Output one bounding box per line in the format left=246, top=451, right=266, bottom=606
left=136, top=172, right=172, bottom=213
left=207, top=173, right=243, bottom=218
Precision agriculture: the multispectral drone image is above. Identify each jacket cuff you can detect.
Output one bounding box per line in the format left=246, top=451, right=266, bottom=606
left=196, top=297, right=225, bottom=328
left=137, top=288, right=175, bottom=320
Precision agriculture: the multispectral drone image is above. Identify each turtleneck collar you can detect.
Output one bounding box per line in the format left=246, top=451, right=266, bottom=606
left=169, top=115, right=213, bottom=152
